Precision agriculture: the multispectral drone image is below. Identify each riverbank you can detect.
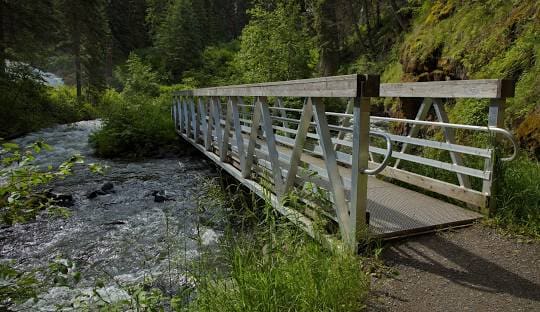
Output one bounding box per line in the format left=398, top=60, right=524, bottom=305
left=1, top=121, right=223, bottom=309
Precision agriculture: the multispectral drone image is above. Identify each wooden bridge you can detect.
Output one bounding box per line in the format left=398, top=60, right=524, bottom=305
left=172, top=75, right=517, bottom=251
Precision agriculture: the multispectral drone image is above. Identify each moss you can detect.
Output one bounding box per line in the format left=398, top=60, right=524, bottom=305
left=516, top=108, right=540, bottom=158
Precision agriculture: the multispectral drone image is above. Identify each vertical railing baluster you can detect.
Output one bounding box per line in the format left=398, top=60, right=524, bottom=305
left=313, top=97, right=353, bottom=248
left=243, top=97, right=262, bottom=178
left=284, top=97, right=313, bottom=192
left=190, top=98, right=197, bottom=141
left=231, top=96, right=245, bottom=170
left=178, top=96, right=184, bottom=133
left=259, top=96, right=285, bottom=196
left=350, top=96, right=370, bottom=245
left=204, top=97, right=212, bottom=151
left=221, top=97, right=233, bottom=162
left=483, top=98, right=505, bottom=215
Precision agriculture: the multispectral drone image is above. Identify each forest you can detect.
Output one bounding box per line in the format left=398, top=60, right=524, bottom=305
left=1, top=0, right=539, bottom=311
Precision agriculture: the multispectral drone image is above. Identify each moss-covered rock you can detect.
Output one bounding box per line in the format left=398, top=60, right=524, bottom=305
left=516, top=107, right=540, bottom=159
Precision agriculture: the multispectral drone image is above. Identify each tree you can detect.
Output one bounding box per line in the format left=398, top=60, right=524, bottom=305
left=234, top=2, right=313, bottom=83
left=0, top=0, right=57, bottom=75
left=309, top=0, right=340, bottom=76
left=154, top=0, right=203, bottom=81
left=56, top=0, right=110, bottom=101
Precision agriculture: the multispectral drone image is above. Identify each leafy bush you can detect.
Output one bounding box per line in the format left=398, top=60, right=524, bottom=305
left=115, top=53, right=160, bottom=98
left=0, top=64, right=100, bottom=139
left=90, top=90, right=180, bottom=158
left=234, top=2, right=314, bottom=83
left=90, top=55, right=183, bottom=158
left=0, top=141, right=85, bottom=225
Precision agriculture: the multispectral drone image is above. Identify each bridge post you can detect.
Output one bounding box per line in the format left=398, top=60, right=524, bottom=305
left=350, top=75, right=380, bottom=248
left=483, top=98, right=506, bottom=215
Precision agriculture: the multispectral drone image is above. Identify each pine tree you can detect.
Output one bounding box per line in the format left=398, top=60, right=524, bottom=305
left=0, top=0, right=57, bottom=75
left=155, top=0, right=203, bottom=81
left=56, top=0, right=110, bottom=100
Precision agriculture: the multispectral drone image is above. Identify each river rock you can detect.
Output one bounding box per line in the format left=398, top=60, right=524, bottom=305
left=44, top=190, right=74, bottom=207
left=152, top=190, right=174, bottom=203
left=86, top=182, right=115, bottom=199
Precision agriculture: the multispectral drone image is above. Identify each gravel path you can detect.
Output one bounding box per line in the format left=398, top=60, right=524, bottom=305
left=369, top=225, right=540, bottom=311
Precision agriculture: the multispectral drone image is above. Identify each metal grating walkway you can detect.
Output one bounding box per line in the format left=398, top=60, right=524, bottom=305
left=367, top=177, right=481, bottom=238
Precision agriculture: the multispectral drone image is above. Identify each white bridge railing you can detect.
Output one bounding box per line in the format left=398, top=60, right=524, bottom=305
left=172, top=75, right=516, bottom=250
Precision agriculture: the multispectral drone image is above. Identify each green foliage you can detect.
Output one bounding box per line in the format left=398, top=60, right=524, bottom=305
left=398, top=0, right=540, bottom=124
left=90, top=91, right=178, bottom=158
left=154, top=0, right=204, bottom=80
left=116, top=53, right=160, bottom=97
left=0, top=262, right=39, bottom=308
left=192, top=229, right=368, bottom=312
left=182, top=41, right=240, bottom=87
left=491, top=156, right=540, bottom=238
left=0, top=63, right=100, bottom=139
left=0, top=141, right=84, bottom=225
left=234, top=2, right=314, bottom=83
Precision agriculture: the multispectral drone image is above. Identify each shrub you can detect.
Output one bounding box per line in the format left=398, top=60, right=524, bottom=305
left=0, top=141, right=86, bottom=225
left=89, top=91, right=179, bottom=158
left=0, top=64, right=100, bottom=139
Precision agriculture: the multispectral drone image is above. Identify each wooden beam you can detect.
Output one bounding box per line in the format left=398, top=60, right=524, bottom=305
left=242, top=98, right=262, bottom=178
left=174, top=74, right=379, bottom=98
left=259, top=97, right=285, bottom=196
left=433, top=99, right=471, bottom=189
left=380, top=79, right=515, bottom=99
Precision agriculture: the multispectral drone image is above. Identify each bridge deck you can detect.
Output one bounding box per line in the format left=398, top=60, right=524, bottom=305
left=183, top=131, right=482, bottom=239
left=268, top=135, right=483, bottom=238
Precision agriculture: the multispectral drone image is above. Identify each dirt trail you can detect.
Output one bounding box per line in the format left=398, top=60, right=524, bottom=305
left=369, top=225, right=540, bottom=312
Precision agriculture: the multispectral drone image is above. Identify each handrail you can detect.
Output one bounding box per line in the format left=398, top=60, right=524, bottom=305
left=490, top=127, right=518, bottom=162
left=367, top=116, right=517, bottom=162
left=363, top=132, right=392, bottom=175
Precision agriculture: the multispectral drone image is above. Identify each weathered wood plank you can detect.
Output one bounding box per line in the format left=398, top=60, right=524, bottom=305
left=374, top=163, right=487, bottom=208
left=242, top=99, right=262, bottom=178
left=175, top=74, right=379, bottom=98
left=433, top=99, right=471, bottom=189
left=380, top=79, right=515, bottom=99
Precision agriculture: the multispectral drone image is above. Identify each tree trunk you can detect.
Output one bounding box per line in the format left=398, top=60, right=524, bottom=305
left=316, top=0, right=339, bottom=76
left=73, top=25, right=82, bottom=99
left=376, top=0, right=381, bottom=28
left=0, top=0, right=6, bottom=76
left=363, top=0, right=371, bottom=33
left=389, top=0, right=407, bottom=31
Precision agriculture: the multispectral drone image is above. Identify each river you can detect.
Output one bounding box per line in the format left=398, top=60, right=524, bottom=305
left=0, top=120, right=223, bottom=310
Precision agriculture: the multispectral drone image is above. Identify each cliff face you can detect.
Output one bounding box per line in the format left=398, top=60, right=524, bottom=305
left=379, top=0, right=539, bottom=157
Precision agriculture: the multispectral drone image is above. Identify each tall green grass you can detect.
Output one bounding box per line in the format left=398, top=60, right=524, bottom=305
left=189, top=177, right=369, bottom=312
left=192, top=228, right=368, bottom=312
left=491, top=156, right=540, bottom=238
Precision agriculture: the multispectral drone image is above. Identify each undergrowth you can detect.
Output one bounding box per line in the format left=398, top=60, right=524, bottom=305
left=190, top=176, right=370, bottom=312
left=0, top=64, right=99, bottom=139
left=89, top=55, right=184, bottom=158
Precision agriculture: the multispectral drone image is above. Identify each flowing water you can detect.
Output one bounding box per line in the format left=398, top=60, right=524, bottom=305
left=0, top=121, right=223, bottom=310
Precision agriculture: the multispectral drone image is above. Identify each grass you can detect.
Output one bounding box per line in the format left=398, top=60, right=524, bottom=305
left=192, top=228, right=369, bottom=312
left=490, top=155, right=540, bottom=238
left=189, top=177, right=370, bottom=312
